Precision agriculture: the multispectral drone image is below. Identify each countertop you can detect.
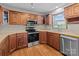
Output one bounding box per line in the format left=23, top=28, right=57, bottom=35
left=37, top=29, right=79, bottom=38
left=0, top=25, right=26, bottom=43
left=0, top=24, right=79, bottom=44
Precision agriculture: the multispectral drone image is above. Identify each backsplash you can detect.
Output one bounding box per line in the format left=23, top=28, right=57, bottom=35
left=35, top=24, right=79, bottom=33
left=35, top=24, right=62, bottom=31
left=68, top=24, right=79, bottom=32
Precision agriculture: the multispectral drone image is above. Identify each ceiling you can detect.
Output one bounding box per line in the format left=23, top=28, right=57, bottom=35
left=0, top=3, right=72, bottom=15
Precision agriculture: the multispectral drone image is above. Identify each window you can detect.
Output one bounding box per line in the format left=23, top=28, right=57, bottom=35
left=53, top=12, right=66, bottom=29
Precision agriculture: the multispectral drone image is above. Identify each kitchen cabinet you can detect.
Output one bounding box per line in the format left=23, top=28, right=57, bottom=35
left=39, top=31, right=47, bottom=43
left=0, top=49, right=3, bottom=56
left=9, top=11, right=19, bottom=25
left=0, top=36, right=9, bottom=56
left=45, top=14, right=52, bottom=25
left=8, top=34, right=17, bottom=53
left=66, top=17, right=79, bottom=24
left=9, top=10, right=26, bottom=25
left=37, top=15, right=43, bottom=24
left=0, top=32, right=28, bottom=56
left=47, top=32, right=54, bottom=46
left=16, top=33, right=28, bottom=49
left=72, top=4, right=79, bottom=17
left=64, top=5, right=73, bottom=18
left=64, top=3, right=79, bottom=23
left=47, top=32, right=60, bottom=50
left=52, top=32, right=60, bottom=50
left=0, top=6, right=3, bottom=24
left=30, top=14, right=37, bottom=20
left=9, top=10, right=44, bottom=25
left=20, top=13, right=27, bottom=25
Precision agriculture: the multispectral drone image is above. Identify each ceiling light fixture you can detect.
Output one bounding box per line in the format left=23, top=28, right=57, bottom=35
left=55, top=6, right=58, bottom=8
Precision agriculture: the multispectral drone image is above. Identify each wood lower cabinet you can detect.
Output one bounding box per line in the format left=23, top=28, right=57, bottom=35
left=47, top=32, right=60, bottom=50
left=52, top=33, right=60, bottom=50
left=0, top=36, right=9, bottom=56
left=0, top=32, right=28, bottom=56
left=47, top=32, right=54, bottom=46
left=39, top=31, right=47, bottom=43
left=16, top=33, right=28, bottom=49
left=8, top=34, right=17, bottom=53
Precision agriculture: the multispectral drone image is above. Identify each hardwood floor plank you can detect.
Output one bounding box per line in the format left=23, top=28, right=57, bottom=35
left=10, top=44, right=63, bottom=56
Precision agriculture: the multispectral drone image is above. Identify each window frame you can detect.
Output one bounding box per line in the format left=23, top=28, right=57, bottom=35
left=53, top=12, right=67, bottom=29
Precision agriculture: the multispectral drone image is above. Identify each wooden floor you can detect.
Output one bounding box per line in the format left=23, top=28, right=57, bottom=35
left=10, top=44, right=63, bottom=56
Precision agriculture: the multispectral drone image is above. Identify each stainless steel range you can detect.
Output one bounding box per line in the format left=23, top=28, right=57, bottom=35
left=26, top=20, right=39, bottom=47
left=27, top=31, right=39, bottom=47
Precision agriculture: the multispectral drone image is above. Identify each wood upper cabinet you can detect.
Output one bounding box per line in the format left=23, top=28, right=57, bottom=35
left=39, top=31, right=47, bottom=44
left=45, top=14, right=52, bottom=25
left=16, top=33, right=28, bottom=49
left=47, top=32, right=60, bottom=50
left=8, top=34, right=16, bottom=53
left=64, top=6, right=73, bottom=18
left=37, top=15, right=43, bottom=24
left=0, top=6, right=3, bottom=24
left=20, top=13, right=26, bottom=25
left=30, top=14, right=37, bottom=20
left=9, top=11, right=19, bottom=25
left=9, top=10, right=42, bottom=25
left=72, top=4, right=79, bottom=17
left=64, top=3, right=79, bottom=18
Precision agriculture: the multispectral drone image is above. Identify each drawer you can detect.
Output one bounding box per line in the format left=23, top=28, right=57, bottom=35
left=9, top=34, right=16, bottom=38
left=17, top=36, right=26, bottom=38
left=16, top=33, right=26, bottom=36
left=17, top=34, right=27, bottom=38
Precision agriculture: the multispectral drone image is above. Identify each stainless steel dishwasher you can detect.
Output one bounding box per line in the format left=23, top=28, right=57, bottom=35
left=60, top=34, right=79, bottom=56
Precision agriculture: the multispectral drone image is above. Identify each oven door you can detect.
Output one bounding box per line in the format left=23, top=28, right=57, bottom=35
left=28, top=32, right=39, bottom=43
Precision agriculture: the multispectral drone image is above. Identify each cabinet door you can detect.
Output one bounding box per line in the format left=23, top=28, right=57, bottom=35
left=47, top=32, right=60, bottom=50
left=64, top=4, right=79, bottom=23
left=39, top=31, right=47, bottom=43
left=9, top=34, right=16, bottom=53
left=45, top=14, right=52, bottom=25
left=0, top=6, right=3, bottom=24
left=37, top=15, right=43, bottom=24
left=0, top=37, right=9, bottom=56
left=47, top=32, right=53, bottom=46
left=9, top=11, right=21, bottom=25
left=20, top=13, right=27, bottom=25
left=0, top=49, right=3, bottom=56
left=72, top=4, right=79, bottom=17
left=16, top=13, right=21, bottom=25
left=16, top=33, right=28, bottom=49
left=52, top=33, right=60, bottom=50
left=64, top=6, right=73, bottom=18
left=9, top=11, right=17, bottom=24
